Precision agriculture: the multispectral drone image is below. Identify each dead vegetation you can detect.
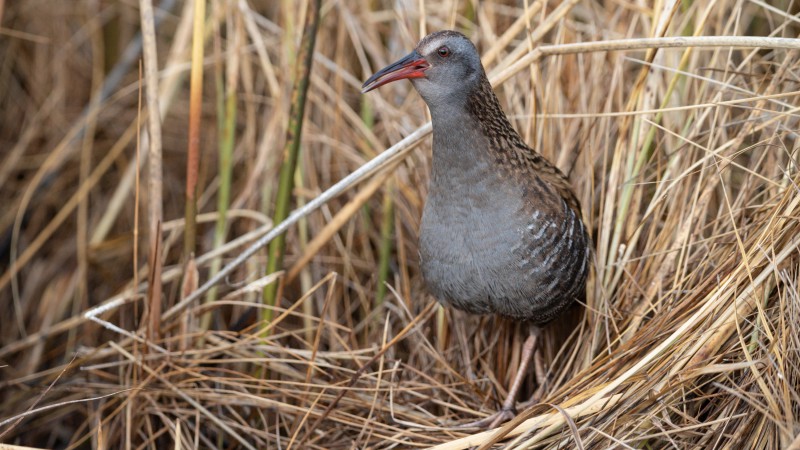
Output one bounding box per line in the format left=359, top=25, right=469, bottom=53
left=1, top=0, right=799, bottom=448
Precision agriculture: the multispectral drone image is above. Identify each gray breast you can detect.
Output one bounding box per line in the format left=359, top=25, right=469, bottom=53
left=419, top=172, right=589, bottom=323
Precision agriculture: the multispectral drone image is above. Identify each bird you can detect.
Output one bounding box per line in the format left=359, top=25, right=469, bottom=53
left=361, top=30, right=590, bottom=427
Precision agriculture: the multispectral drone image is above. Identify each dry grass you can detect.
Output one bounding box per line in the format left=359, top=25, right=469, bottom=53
left=1, top=0, right=799, bottom=448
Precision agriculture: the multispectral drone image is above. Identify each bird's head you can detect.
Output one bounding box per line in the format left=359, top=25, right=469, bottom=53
left=361, top=31, right=484, bottom=109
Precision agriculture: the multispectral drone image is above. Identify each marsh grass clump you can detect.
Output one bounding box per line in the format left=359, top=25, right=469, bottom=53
left=0, top=1, right=798, bottom=448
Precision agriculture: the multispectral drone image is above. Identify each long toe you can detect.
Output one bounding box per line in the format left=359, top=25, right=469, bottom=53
left=489, top=407, right=517, bottom=429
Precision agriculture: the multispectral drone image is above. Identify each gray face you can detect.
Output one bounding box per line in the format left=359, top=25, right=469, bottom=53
left=361, top=31, right=485, bottom=111
left=411, top=31, right=484, bottom=110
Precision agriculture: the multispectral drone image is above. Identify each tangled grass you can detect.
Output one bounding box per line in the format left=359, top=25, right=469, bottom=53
left=1, top=0, right=799, bottom=448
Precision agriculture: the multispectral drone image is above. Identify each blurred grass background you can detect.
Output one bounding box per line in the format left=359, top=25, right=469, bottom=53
left=1, top=0, right=799, bottom=448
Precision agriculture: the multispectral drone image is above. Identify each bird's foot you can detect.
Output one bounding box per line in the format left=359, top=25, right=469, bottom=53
left=456, top=407, right=517, bottom=429
left=457, top=329, right=543, bottom=430
left=456, top=379, right=549, bottom=430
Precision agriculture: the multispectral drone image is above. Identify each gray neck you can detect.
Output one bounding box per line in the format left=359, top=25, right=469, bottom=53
left=425, top=75, right=515, bottom=187
left=428, top=103, right=492, bottom=188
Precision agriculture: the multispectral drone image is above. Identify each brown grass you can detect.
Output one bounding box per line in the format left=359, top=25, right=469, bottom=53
left=1, top=0, right=799, bottom=448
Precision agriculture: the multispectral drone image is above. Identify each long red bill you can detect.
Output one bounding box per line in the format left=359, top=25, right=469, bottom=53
left=361, top=50, right=429, bottom=93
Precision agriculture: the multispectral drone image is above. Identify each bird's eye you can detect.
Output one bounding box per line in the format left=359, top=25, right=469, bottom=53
left=437, top=46, right=450, bottom=57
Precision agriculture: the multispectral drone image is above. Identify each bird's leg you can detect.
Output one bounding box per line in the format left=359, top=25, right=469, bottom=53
left=485, top=327, right=539, bottom=428
left=458, top=326, right=541, bottom=429
left=517, top=341, right=549, bottom=411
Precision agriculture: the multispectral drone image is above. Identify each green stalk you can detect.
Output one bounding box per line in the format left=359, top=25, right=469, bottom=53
left=375, top=182, right=394, bottom=308
left=201, top=35, right=236, bottom=332
left=262, top=0, right=322, bottom=325
left=360, top=94, right=394, bottom=323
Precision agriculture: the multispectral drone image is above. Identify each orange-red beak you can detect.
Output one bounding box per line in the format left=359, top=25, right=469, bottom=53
left=361, top=50, right=429, bottom=93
